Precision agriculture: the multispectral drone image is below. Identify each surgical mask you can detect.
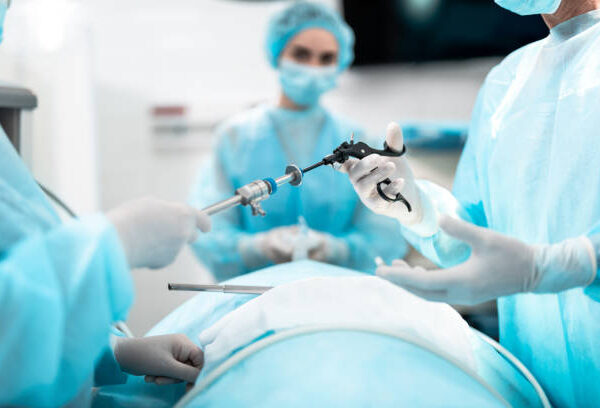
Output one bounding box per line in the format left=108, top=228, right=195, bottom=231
left=279, top=60, right=339, bottom=107
left=0, top=0, right=9, bottom=44
left=494, top=0, right=561, bottom=16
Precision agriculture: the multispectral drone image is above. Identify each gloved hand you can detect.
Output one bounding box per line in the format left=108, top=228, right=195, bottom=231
left=254, top=226, right=300, bottom=264
left=107, top=198, right=211, bottom=269
left=302, top=230, right=348, bottom=264
left=376, top=216, right=597, bottom=305
left=340, top=123, right=438, bottom=236
left=114, top=334, right=204, bottom=386
left=252, top=226, right=348, bottom=264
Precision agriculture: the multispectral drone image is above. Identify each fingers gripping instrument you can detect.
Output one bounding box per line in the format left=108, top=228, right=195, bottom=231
left=201, top=165, right=303, bottom=217
left=302, top=135, right=412, bottom=212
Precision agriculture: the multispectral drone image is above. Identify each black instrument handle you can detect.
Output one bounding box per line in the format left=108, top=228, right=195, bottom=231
left=376, top=178, right=412, bottom=213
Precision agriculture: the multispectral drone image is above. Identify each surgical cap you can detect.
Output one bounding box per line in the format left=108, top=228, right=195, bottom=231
left=265, top=2, right=355, bottom=71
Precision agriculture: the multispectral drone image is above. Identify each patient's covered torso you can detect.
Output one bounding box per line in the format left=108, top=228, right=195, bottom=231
left=93, top=261, right=548, bottom=408
left=199, top=276, right=476, bottom=373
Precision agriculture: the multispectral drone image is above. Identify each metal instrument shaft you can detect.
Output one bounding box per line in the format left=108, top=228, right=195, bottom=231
left=302, top=161, right=325, bottom=174
left=168, top=283, right=272, bottom=295
left=201, top=164, right=303, bottom=217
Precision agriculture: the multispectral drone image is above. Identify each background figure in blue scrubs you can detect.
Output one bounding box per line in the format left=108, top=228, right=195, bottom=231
left=343, top=0, right=600, bottom=406
left=0, top=2, right=209, bottom=405
left=189, top=2, right=407, bottom=281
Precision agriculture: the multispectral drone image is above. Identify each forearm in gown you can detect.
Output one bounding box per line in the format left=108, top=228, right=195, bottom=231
left=400, top=103, right=488, bottom=269
left=399, top=180, right=479, bottom=268
left=0, top=215, right=133, bottom=407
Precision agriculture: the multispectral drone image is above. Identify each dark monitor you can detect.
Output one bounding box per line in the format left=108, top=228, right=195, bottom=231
left=343, top=0, right=549, bottom=65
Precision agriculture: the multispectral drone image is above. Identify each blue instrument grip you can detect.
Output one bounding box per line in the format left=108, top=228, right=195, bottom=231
left=263, top=178, right=277, bottom=194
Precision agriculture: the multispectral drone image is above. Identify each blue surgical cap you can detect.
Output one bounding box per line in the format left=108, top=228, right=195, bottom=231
left=265, top=2, right=355, bottom=71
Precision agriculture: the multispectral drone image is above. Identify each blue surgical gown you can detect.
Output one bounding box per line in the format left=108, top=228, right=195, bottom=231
left=403, top=10, right=600, bottom=407
left=0, top=128, right=133, bottom=406
left=189, top=104, right=407, bottom=280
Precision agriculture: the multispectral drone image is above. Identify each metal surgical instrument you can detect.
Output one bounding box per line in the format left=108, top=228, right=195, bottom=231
left=168, top=283, right=273, bottom=295
left=302, top=134, right=412, bottom=212
left=199, top=135, right=409, bottom=218
left=201, top=164, right=303, bottom=217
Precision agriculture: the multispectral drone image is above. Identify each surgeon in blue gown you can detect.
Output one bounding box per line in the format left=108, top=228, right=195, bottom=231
left=0, top=2, right=210, bottom=406
left=189, top=2, right=407, bottom=281
left=343, top=0, right=600, bottom=406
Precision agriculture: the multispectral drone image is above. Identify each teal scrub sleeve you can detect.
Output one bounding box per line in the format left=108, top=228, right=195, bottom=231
left=94, top=326, right=130, bottom=387
left=0, top=215, right=134, bottom=407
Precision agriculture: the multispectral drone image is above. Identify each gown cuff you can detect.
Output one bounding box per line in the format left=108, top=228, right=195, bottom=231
left=583, top=234, right=600, bottom=301
left=580, top=236, right=598, bottom=286
left=399, top=181, right=441, bottom=237
left=534, top=236, right=597, bottom=293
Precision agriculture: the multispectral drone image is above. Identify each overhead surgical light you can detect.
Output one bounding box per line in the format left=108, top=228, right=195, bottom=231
left=397, top=0, right=441, bottom=24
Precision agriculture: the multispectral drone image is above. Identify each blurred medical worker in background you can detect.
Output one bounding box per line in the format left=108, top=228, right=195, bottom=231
left=343, top=0, right=600, bottom=406
left=189, top=1, right=407, bottom=281
left=0, top=1, right=210, bottom=405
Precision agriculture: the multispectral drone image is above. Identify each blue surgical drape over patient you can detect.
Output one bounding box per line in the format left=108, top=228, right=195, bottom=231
left=189, top=104, right=407, bottom=281
left=0, top=127, right=133, bottom=406
left=403, top=11, right=600, bottom=407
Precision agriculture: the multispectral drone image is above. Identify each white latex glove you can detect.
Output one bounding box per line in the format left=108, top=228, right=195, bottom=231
left=340, top=123, right=439, bottom=237
left=253, top=226, right=303, bottom=264
left=114, top=334, right=204, bottom=386
left=376, top=216, right=597, bottom=305
left=303, top=230, right=348, bottom=263
left=341, top=123, right=422, bottom=223
left=253, top=226, right=348, bottom=264
left=107, top=198, right=211, bottom=269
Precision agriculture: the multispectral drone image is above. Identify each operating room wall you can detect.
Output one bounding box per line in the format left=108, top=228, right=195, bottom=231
left=0, top=0, right=99, bottom=214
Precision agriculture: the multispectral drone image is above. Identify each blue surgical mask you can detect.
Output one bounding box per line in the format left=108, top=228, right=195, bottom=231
left=494, top=0, right=561, bottom=16
left=279, top=60, right=339, bottom=107
left=0, top=0, right=10, bottom=44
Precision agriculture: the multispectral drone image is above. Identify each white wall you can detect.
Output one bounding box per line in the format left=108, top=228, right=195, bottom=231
left=0, top=0, right=99, bottom=213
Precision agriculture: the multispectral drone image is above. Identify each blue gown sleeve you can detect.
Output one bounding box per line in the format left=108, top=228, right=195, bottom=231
left=400, top=181, right=472, bottom=267
left=399, top=87, right=490, bottom=268
left=93, top=327, right=129, bottom=386
left=0, top=215, right=134, bottom=407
